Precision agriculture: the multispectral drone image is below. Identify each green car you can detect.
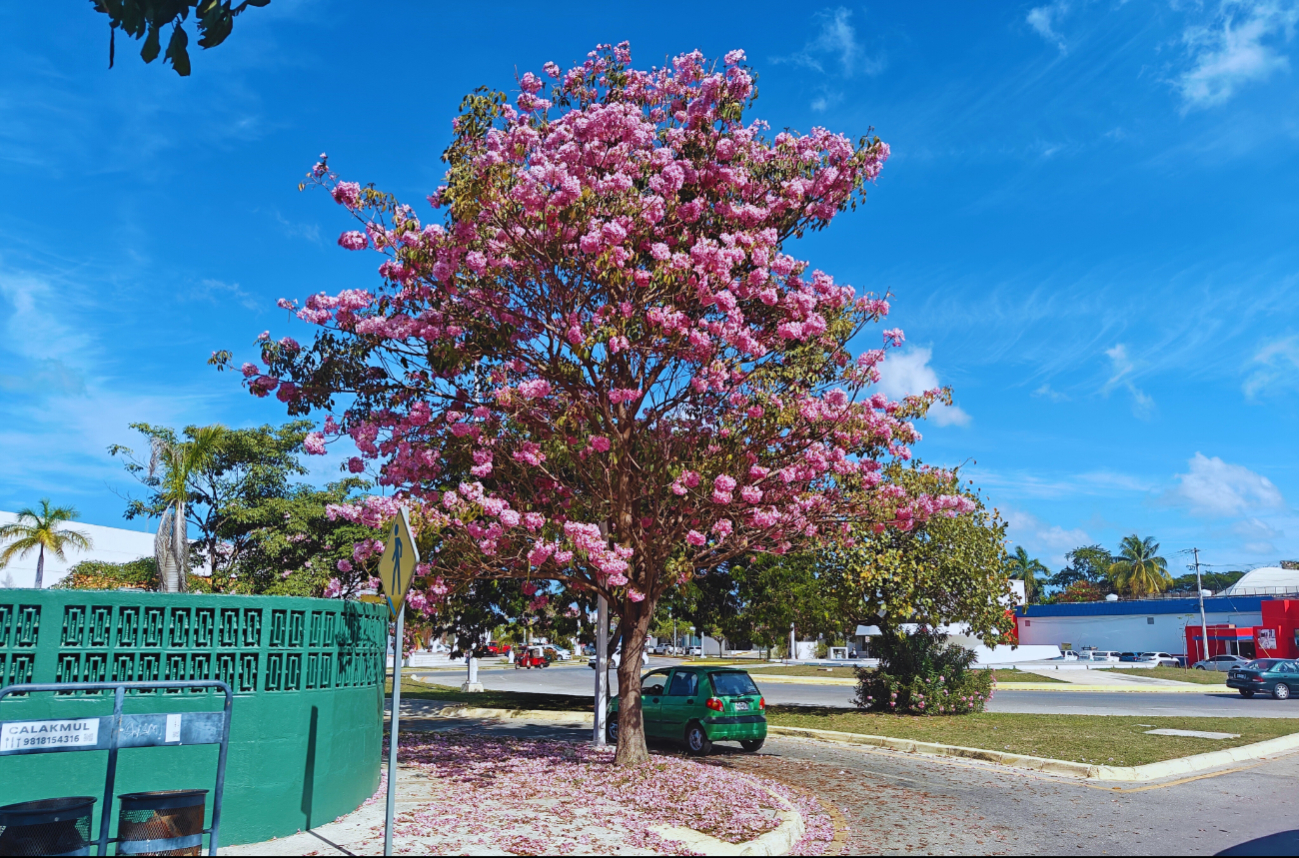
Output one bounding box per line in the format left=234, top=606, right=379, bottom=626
left=1226, top=659, right=1299, bottom=699
left=607, top=665, right=767, bottom=755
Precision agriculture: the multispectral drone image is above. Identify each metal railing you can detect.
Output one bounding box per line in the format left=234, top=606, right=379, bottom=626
left=0, top=680, right=232, bottom=856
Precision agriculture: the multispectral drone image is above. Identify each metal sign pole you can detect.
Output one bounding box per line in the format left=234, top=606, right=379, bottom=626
left=593, top=595, right=608, bottom=746
left=384, top=602, right=405, bottom=857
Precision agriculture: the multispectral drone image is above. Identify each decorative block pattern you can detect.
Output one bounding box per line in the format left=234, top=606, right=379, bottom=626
left=0, top=594, right=385, bottom=699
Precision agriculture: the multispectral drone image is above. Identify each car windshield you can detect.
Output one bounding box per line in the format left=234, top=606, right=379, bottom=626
left=710, top=672, right=759, bottom=697
left=1244, top=659, right=1282, bottom=670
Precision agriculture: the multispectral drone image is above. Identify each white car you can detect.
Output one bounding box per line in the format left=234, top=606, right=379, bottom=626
left=587, top=649, right=650, bottom=669
left=1082, top=650, right=1120, bottom=662
left=1138, top=652, right=1180, bottom=667
left=686, top=646, right=702, bottom=657
left=541, top=645, right=571, bottom=661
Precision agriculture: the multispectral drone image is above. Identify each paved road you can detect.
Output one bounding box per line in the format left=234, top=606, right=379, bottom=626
left=401, top=713, right=1299, bottom=855
left=417, top=662, right=1299, bottom=719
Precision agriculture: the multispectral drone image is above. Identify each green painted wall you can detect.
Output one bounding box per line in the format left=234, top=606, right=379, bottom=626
left=0, top=591, right=386, bottom=845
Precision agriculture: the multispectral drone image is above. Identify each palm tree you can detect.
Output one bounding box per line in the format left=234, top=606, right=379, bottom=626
left=0, top=500, right=93, bottom=588
left=150, top=426, right=223, bottom=593
left=1006, top=545, right=1050, bottom=603
left=1108, top=534, right=1172, bottom=597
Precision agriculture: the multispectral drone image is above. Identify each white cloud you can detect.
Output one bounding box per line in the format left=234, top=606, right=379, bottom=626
left=1244, top=334, right=1299, bottom=397
left=1233, top=517, right=1282, bottom=539
left=775, top=7, right=885, bottom=110
left=875, top=347, right=971, bottom=427
left=1168, top=452, right=1286, bottom=517
left=1004, top=507, right=1090, bottom=568
left=1033, top=383, right=1070, bottom=402
left=190, top=278, right=261, bottom=312
left=1103, top=344, right=1155, bottom=419
left=1177, top=0, right=1299, bottom=109
left=1027, top=1, right=1071, bottom=52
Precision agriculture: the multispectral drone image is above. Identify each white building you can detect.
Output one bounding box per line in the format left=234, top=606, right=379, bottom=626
left=1017, top=595, right=1273, bottom=655
left=0, top=511, right=155, bottom=589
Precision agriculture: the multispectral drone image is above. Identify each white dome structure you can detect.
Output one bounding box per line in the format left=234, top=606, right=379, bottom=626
left=1221, top=566, right=1299, bottom=597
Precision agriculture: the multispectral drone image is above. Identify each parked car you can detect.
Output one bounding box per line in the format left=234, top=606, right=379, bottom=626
left=1082, top=650, right=1120, bottom=662
left=686, top=646, right=702, bottom=657
left=1227, top=659, right=1299, bottom=699
left=1194, top=654, right=1251, bottom=672
left=1138, top=652, right=1181, bottom=667
left=541, top=644, right=571, bottom=661
left=587, top=649, right=651, bottom=669
left=606, top=666, right=767, bottom=755
left=1118, top=652, right=1141, bottom=663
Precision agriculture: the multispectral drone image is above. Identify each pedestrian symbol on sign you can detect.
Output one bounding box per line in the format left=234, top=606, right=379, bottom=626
left=378, top=508, right=419, bottom=618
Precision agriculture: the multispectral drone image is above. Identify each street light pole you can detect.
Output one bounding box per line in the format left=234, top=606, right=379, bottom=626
left=593, top=593, right=609, bottom=746
left=1194, top=548, right=1210, bottom=664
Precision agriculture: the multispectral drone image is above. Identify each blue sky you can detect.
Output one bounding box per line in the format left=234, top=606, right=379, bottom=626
left=1, top=1, right=1296, bottom=578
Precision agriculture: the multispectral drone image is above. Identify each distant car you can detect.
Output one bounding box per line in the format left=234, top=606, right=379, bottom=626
left=1082, top=650, right=1120, bottom=663
left=1138, top=652, right=1180, bottom=667
left=1118, top=652, right=1141, bottom=663
left=686, top=646, right=702, bottom=657
left=1194, top=654, right=1251, bottom=672
left=587, top=649, right=651, bottom=669
left=541, top=645, right=571, bottom=661
left=1227, top=659, right=1299, bottom=699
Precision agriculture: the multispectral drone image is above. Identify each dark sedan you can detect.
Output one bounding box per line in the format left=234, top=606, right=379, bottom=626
left=1226, top=659, right=1299, bottom=699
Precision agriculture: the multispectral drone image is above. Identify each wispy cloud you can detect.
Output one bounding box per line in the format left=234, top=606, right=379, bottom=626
left=1032, top=383, right=1070, bottom=402
left=1244, top=334, right=1299, bottom=397
left=1103, top=343, right=1155, bottom=419
left=1003, top=507, right=1090, bottom=567
left=1166, top=452, right=1286, bottom=517
left=875, top=346, right=971, bottom=427
left=1027, top=1, right=1072, bottom=53
left=774, top=7, right=885, bottom=111
left=190, top=278, right=261, bottom=312
left=1177, top=0, right=1299, bottom=109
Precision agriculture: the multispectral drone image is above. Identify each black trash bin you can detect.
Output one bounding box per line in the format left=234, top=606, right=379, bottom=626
left=0, top=796, right=96, bottom=857
left=114, top=790, right=208, bottom=857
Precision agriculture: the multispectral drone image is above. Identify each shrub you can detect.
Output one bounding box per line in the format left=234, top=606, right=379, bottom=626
left=853, top=627, right=993, bottom=715
left=54, top=558, right=159, bottom=591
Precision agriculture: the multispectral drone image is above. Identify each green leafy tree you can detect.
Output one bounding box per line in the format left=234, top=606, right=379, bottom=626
left=1108, top=535, right=1173, bottom=597
left=818, top=467, right=1016, bottom=643
left=91, top=0, right=270, bottom=76
left=113, top=421, right=314, bottom=583
left=216, top=479, right=379, bottom=596
left=0, top=500, right=93, bottom=589
left=1005, top=546, right=1050, bottom=603
left=1171, top=570, right=1244, bottom=592
left=1051, top=544, right=1114, bottom=590
left=1053, top=580, right=1106, bottom=603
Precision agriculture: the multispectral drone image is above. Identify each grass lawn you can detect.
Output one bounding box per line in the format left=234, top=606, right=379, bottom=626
left=1108, top=667, right=1230, bottom=685
left=984, top=669, right=1065, bottom=683
left=748, top=665, right=858, bottom=678
left=395, top=679, right=593, bottom=712
left=764, top=708, right=1299, bottom=766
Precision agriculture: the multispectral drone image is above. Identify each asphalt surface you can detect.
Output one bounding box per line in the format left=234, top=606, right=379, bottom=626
left=401, top=714, right=1299, bottom=856
left=416, top=660, right=1299, bottom=719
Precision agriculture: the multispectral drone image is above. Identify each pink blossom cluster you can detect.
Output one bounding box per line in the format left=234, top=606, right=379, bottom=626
left=242, top=43, right=961, bottom=618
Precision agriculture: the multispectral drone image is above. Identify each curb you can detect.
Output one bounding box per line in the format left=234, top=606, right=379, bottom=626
left=766, top=725, right=1299, bottom=781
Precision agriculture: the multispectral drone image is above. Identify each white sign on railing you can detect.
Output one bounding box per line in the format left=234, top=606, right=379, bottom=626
left=0, top=718, right=99, bottom=752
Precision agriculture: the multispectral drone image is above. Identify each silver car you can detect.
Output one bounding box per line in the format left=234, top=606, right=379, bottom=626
left=1138, top=652, right=1181, bottom=667
left=1193, top=654, right=1251, bottom=671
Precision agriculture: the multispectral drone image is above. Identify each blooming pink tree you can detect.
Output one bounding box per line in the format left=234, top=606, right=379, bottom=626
left=233, top=43, right=969, bottom=765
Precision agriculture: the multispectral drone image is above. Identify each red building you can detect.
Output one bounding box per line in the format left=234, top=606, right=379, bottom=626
left=1185, top=599, right=1299, bottom=661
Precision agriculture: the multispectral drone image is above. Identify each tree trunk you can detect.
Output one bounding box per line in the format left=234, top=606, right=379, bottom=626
left=34, top=545, right=44, bottom=590
left=613, top=595, right=653, bottom=766
left=174, top=499, right=187, bottom=592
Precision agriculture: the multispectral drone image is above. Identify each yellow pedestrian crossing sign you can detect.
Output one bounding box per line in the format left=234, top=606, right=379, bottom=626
left=378, top=508, right=420, bottom=618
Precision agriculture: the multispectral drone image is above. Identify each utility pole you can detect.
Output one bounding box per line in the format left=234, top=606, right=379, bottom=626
left=1194, top=548, right=1210, bottom=665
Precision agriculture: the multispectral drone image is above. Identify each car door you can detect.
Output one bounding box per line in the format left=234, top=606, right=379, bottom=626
left=638, top=670, right=670, bottom=738
left=659, top=669, right=701, bottom=738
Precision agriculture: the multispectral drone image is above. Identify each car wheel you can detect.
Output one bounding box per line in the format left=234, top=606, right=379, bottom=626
left=1274, top=683, right=1291, bottom=701
left=740, top=739, right=765, bottom=752
left=1239, top=689, right=1255, bottom=698
left=606, top=717, right=618, bottom=745
left=685, top=723, right=713, bottom=757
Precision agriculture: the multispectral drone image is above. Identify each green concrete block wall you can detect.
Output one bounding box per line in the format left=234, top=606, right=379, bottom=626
left=0, top=591, right=386, bottom=845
